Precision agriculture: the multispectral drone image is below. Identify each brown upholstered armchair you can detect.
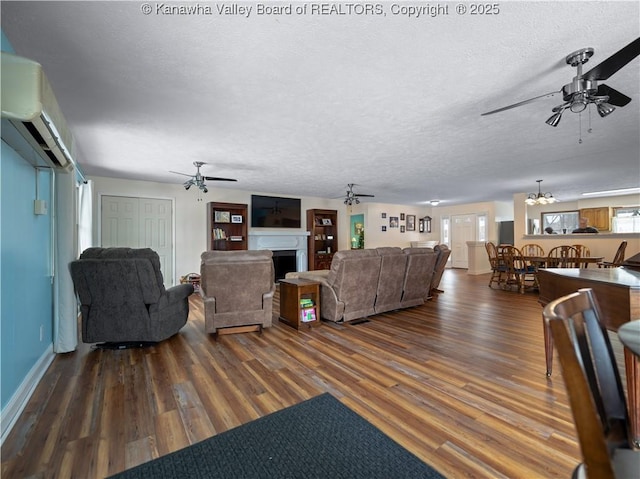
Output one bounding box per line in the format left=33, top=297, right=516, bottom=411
left=69, top=247, right=193, bottom=345
left=200, top=250, right=275, bottom=334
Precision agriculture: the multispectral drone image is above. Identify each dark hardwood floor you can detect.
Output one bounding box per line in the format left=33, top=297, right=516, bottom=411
left=3, top=269, right=619, bottom=478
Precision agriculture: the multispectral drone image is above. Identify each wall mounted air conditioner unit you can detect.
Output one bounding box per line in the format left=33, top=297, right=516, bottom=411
left=1, top=52, right=74, bottom=172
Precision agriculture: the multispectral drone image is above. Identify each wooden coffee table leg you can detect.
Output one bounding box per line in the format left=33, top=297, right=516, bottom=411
left=543, top=314, right=554, bottom=377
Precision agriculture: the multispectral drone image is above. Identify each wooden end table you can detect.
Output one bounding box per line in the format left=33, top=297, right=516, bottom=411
left=279, top=278, right=321, bottom=330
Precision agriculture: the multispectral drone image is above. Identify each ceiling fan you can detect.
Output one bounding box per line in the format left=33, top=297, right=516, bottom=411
left=481, top=37, right=640, bottom=127
left=339, top=183, right=375, bottom=206
left=170, top=161, right=237, bottom=194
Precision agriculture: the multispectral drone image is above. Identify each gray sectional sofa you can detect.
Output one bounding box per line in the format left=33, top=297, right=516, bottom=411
left=289, top=246, right=447, bottom=323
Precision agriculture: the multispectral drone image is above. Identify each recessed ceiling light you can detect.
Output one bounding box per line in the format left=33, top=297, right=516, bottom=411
left=582, top=187, right=640, bottom=196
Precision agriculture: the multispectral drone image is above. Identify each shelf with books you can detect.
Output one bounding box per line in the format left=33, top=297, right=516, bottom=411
left=307, top=209, right=338, bottom=270
left=207, top=202, right=248, bottom=250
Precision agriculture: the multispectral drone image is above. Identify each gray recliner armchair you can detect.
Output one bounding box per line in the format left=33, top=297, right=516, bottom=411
left=69, top=247, right=193, bottom=345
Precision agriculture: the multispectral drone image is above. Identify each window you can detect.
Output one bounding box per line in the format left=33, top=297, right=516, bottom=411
left=542, top=211, right=579, bottom=234
left=613, top=207, right=640, bottom=233
left=441, top=216, right=450, bottom=246
left=477, top=214, right=487, bottom=242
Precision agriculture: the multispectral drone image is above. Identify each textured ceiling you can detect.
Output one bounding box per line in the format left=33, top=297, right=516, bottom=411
left=2, top=1, right=639, bottom=206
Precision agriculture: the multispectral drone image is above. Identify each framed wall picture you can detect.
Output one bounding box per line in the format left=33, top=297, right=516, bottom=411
left=214, top=211, right=230, bottom=223
left=322, top=218, right=333, bottom=226
left=400, top=213, right=405, bottom=221
left=381, top=226, right=387, bottom=232
left=231, top=214, right=243, bottom=224
left=400, top=225, right=405, bottom=233
left=406, top=215, right=416, bottom=231
left=389, top=216, right=399, bottom=228
left=381, top=212, right=387, bottom=219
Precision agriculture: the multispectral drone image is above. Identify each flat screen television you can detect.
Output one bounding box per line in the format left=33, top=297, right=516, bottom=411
left=251, top=195, right=301, bottom=228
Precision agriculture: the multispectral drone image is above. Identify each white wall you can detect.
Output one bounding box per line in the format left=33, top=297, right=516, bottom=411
left=355, top=202, right=434, bottom=249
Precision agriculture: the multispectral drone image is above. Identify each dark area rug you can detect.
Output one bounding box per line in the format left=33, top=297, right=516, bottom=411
left=109, top=392, right=445, bottom=479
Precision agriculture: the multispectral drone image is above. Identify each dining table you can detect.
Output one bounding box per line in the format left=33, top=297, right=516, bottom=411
left=523, top=255, right=604, bottom=269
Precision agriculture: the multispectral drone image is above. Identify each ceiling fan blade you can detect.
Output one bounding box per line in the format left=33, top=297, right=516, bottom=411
left=583, top=37, right=640, bottom=81
left=354, top=194, right=375, bottom=198
left=597, top=84, right=632, bottom=107
left=481, top=91, right=561, bottom=116
left=169, top=170, right=192, bottom=177
left=202, top=176, right=238, bottom=182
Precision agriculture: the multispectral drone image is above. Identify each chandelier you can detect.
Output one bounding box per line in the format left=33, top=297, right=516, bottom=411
left=525, top=180, right=558, bottom=206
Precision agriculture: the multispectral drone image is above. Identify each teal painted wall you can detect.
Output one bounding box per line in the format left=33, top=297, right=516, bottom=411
left=1, top=31, right=55, bottom=410
left=1, top=142, right=54, bottom=410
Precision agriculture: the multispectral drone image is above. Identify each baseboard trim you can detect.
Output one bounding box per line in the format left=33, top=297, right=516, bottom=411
left=1, top=345, right=55, bottom=446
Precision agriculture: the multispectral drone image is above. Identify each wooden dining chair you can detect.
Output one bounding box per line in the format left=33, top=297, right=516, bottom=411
left=501, top=245, right=536, bottom=293
left=598, top=241, right=627, bottom=268
left=547, top=245, right=581, bottom=268
left=543, top=288, right=639, bottom=479
left=572, top=244, right=590, bottom=257
left=521, top=243, right=545, bottom=256
left=572, top=244, right=595, bottom=268
left=485, top=242, right=507, bottom=289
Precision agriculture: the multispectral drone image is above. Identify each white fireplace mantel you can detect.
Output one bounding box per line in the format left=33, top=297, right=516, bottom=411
left=248, top=230, right=310, bottom=272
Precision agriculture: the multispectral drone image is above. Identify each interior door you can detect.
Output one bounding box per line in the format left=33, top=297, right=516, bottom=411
left=101, top=195, right=174, bottom=285
left=451, top=214, right=476, bottom=269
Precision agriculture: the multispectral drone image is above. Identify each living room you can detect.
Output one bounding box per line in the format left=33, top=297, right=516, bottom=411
left=2, top=1, right=640, bottom=477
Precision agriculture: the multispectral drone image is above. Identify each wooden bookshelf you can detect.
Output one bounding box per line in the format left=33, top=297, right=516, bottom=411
left=206, top=202, right=248, bottom=250
left=307, top=209, right=338, bottom=270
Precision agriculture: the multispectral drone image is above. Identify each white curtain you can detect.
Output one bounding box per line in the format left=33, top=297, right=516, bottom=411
left=53, top=171, right=78, bottom=353
left=78, top=180, right=93, bottom=255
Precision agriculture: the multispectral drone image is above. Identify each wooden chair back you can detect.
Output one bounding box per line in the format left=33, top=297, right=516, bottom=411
left=572, top=244, right=591, bottom=257
left=485, top=242, right=507, bottom=288
left=521, top=244, right=544, bottom=256
left=612, top=241, right=628, bottom=264
left=501, top=246, right=537, bottom=292
left=547, top=245, right=580, bottom=268
left=543, top=288, right=634, bottom=479
left=485, top=241, right=499, bottom=266
left=598, top=241, right=628, bottom=268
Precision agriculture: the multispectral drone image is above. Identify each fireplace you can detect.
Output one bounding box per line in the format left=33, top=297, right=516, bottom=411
left=272, top=250, right=297, bottom=280
left=248, top=231, right=310, bottom=277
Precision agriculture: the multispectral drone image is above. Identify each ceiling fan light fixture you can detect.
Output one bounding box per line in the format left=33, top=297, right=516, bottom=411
left=596, top=101, right=616, bottom=117
left=430, top=200, right=440, bottom=206
left=545, top=110, right=563, bottom=127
